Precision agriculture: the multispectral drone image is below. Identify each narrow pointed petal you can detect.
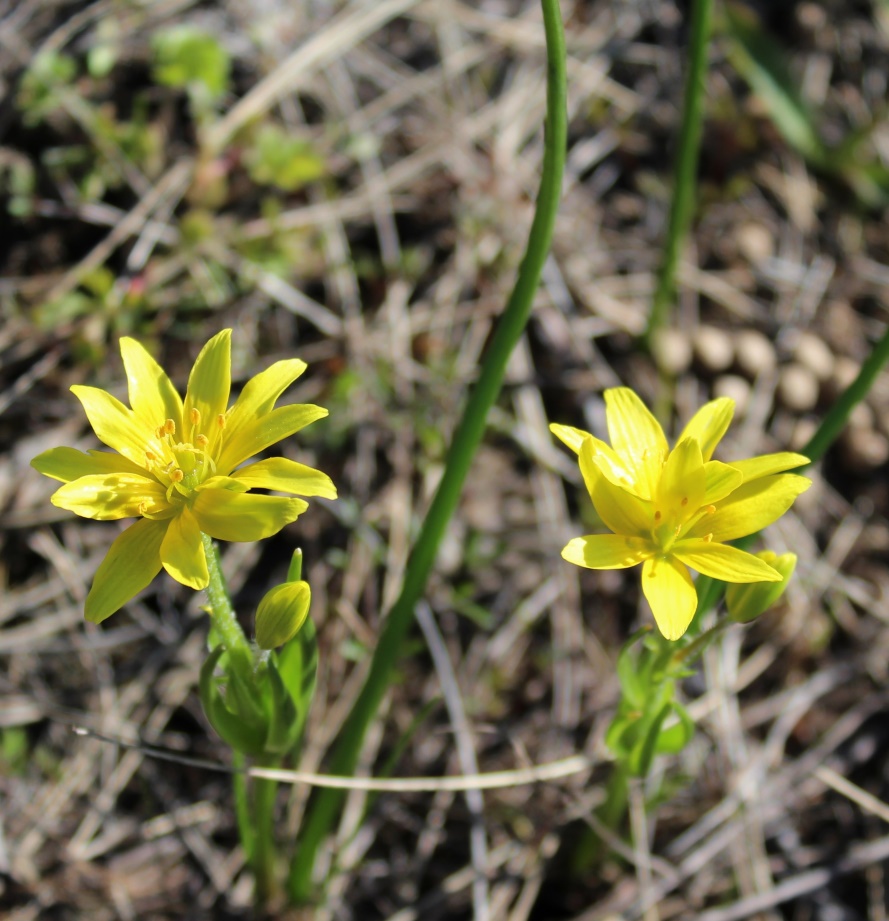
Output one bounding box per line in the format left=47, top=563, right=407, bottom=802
left=549, top=424, right=592, bottom=455
left=192, top=489, right=309, bottom=541
left=71, top=385, right=154, bottom=467
left=182, top=329, right=231, bottom=454
left=674, top=540, right=782, bottom=582
left=726, top=452, right=810, bottom=482
left=232, top=457, right=337, bottom=499
left=703, top=460, right=743, bottom=505
left=561, top=534, right=648, bottom=569
left=641, top=557, right=698, bottom=641
left=656, top=438, right=705, bottom=521
left=604, top=388, right=668, bottom=499
left=225, top=358, right=307, bottom=442
left=688, top=474, right=811, bottom=542
left=580, top=436, right=634, bottom=496
left=32, top=447, right=147, bottom=483
left=587, top=466, right=652, bottom=536
left=678, top=397, right=734, bottom=461
left=84, top=518, right=165, bottom=623
left=215, top=403, right=328, bottom=474
left=160, top=507, right=208, bottom=589
left=120, top=336, right=183, bottom=433
left=51, top=473, right=171, bottom=520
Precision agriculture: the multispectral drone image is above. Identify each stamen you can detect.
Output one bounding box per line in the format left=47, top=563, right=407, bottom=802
left=703, top=533, right=713, bottom=543
left=654, top=510, right=662, bottom=521
left=155, top=425, right=165, bottom=439
left=170, top=469, right=184, bottom=483
left=705, top=505, right=716, bottom=514
left=196, top=434, right=209, bottom=448
left=216, top=413, right=225, bottom=429
left=145, top=450, right=157, bottom=462
left=681, top=497, right=688, bottom=506
left=674, top=525, right=682, bottom=537
left=190, top=408, right=201, bottom=426
left=164, top=419, right=176, bottom=435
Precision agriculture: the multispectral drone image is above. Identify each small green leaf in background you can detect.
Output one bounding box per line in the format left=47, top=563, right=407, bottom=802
left=245, top=124, right=325, bottom=192
left=152, top=26, right=230, bottom=105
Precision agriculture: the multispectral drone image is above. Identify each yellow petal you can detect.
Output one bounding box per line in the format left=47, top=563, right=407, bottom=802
left=84, top=518, right=166, bottom=623
left=226, top=359, right=308, bottom=442
left=32, top=447, right=146, bottom=483
left=71, top=385, right=154, bottom=467
left=216, top=403, right=328, bottom=474
left=549, top=423, right=592, bottom=455
left=604, top=388, right=668, bottom=499
left=587, top=467, right=652, bottom=537
left=677, top=397, right=734, bottom=461
left=232, top=457, right=337, bottom=499
left=561, top=534, right=648, bottom=569
left=641, top=556, right=697, bottom=641
left=673, top=540, right=782, bottom=583
left=120, top=336, right=183, bottom=433
left=580, top=435, right=634, bottom=495
left=688, top=474, right=811, bottom=542
left=160, top=507, right=208, bottom=589
left=51, top=473, right=171, bottom=520
left=726, top=452, right=810, bottom=482
left=182, top=329, right=231, bottom=455
left=703, top=460, right=743, bottom=505
left=192, top=489, right=308, bottom=541
left=656, top=438, right=705, bottom=522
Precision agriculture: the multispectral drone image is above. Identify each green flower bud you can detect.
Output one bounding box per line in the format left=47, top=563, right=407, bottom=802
left=255, top=581, right=311, bottom=650
left=726, top=551, right=797, bottom=623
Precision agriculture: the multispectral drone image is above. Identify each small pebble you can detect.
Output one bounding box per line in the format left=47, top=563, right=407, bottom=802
left=693, top=325, right=734, bottom=373
left=830, top=356, right=860, bottom=396
left=736, top=222, right=774, bottom=265
left=778, top=363, right=820, bottom=413
left=791, top=417, right=819, bottom=453
left=713, top=374, right=751, bottom=415
left=842, top=428, right=889, bottom=472
left=735, top=329, right=777, bottom=378
left=794, top=331, right=834, bottom=383
left=848, top=402, right=874, bottom=430
left=652, top=328, right=693, bottom=375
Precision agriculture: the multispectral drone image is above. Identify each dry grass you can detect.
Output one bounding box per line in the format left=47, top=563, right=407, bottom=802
left=2, top=0, right=889, bottom=919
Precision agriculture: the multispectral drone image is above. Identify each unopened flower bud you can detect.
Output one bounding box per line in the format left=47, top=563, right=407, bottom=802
left=255, top=581, right=311, bottom=649
left=726, top=551, right=797, bottom=623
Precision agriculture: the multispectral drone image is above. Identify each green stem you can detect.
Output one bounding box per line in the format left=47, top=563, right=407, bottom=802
left=287, top=0, right=568, bottom=903
left=233, top=751, right=256, bottom=863
left=201, top=533, right=253, bottom=681
left=570, top=762, right=629, bottom=873
left=253, top=756, right=281, bottom=906
left=646, top=0, right=714, bottom=345
left=800, top=323, right=889, bottom=465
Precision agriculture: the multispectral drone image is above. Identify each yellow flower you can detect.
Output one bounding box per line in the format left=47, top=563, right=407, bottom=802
left=551, top=388, right=810, bottom=640
left=32, top=330, right=336, bottom=623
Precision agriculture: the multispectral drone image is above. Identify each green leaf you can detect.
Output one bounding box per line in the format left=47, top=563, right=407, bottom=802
left=723, top=2, right=826, bottom=166
left=152, top=26, right=230, bottom=103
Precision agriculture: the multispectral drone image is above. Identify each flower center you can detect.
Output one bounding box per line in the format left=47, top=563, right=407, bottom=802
left=144, top=409, right=225, bottom=501
left=651, top=500, right=715, bottom=552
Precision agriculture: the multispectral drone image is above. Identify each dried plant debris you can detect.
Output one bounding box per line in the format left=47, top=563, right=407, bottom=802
left=2, top=0, right=889, bottom=919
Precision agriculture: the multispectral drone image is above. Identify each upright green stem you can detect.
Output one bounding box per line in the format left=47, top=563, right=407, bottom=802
left=287, top=0, right=568, bottom=902
left=201, top=534, right=254, bottom=684
left=646, top=0, right=714, bottom=345
left=253, top=756, right=282, bottom=905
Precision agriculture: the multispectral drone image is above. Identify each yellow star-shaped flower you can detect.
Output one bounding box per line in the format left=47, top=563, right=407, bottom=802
left=551, top=388, right=810, bottom=640
left=32, top=330, right=336, bottom=624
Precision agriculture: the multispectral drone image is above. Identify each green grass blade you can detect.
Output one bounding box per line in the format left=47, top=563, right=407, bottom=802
left=286, top=0, right=568, bottom=903
left=647, top=0, right=715, bottom=343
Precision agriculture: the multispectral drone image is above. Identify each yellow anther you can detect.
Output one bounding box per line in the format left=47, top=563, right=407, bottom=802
left=654, top=510, right=662, bottom=521
left=196, top=434, right=209, bottom=448
left=170, top=469, right=184, bottom=483
left=217, top=413, right=225, bottom=429
left=190, top=408, right=201, bottom=426
left=681, top=497, right=688, bottom=506
left=145, top=450, right=157, bottom=462
left=703, top=533, right=713, bottom=543
left=705, top=505, right=715, bottom=514
left=164, top=419, right=176, bottom=435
